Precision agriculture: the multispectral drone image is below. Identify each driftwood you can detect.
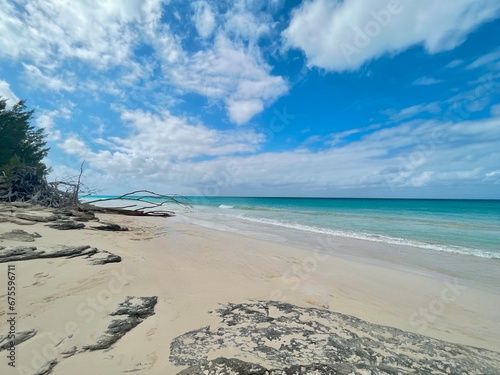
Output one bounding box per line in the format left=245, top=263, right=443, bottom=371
left=0, top=164, right=85, bottom=208
left=1, top=162, right=188, bottom=218
left=84, top=190, right=190, bottom=217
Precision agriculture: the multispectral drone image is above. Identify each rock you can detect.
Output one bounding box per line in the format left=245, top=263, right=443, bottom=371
left=47, top=221, right=85, bottom=230
left=0, top=329, right=37, bottom=350
left=34, top=359, right=58, bottom=375
left=70, top=209, right=96, bottom=222
left=16, top=213, right=49, bottom=222
left=111, top=296, right=158, bottom=319
left=93, top=223, right=128, bottom=231
left=83, top=296, right=158, bottom=351
left=177, top=358, right=346, bottom=375
left=0, top=245, right=120, bottom=265
left=88, top=250, right=122, bottom=265
left=61, top=346, right=78, bottom=358
left=0, top=229, right=42, bottom=242
left=11, top=202, right=32, bottom=208
left=170, top=301, right=500, bottom=374
left=9, top=218, right=37, bottom=225
left=178, top=358, right=268, bottom=375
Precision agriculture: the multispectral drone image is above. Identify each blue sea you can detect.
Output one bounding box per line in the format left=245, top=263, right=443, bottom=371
left=85, top=196, right=500, bottom=290
left=182, top=197, right=500, bottom=258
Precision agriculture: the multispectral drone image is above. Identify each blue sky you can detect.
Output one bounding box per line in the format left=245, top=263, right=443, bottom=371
left=0, top=0, right=499, bottom=198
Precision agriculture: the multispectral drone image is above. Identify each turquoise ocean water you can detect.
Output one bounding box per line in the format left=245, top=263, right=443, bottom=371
left=85, top=196, right=500, bottom=289
left=181, top=197, right=500, bottom=259
left=87, top=196, right=500, bottom=259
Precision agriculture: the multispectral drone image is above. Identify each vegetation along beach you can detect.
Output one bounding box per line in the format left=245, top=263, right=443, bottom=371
left=1, top=1, right=500, bottom=374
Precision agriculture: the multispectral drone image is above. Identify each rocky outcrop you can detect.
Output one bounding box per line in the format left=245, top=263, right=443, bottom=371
left=83, top=296, right=158, bottom=351
left=170, top=301, right=500, bottom=375
left=92, top=223, right=128, bottom=231
left=0, top=245, right=121, bottom=265
left=0, top=329, right=37, bottom=350
left=34, top=359, right=58, bottom=375
left=87, top=250, right=122, bottom=265
left=178, top=357, right=352, bottom=375
left=0, top=229, right=41, bottom=242
left=46, top=220, right=85, bottom=230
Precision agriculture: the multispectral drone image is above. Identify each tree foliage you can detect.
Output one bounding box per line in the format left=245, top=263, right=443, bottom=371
left=0, top=97, right=49, bottom=178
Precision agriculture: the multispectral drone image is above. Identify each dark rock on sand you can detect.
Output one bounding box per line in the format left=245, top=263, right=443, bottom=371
left=83, top=296, right=158, bottom=351
left=170, top=301, right=500, bottom=375
left=34, top=359, right=58, bottom=375
left=16, top=213, right=49, bottom=222
left=47, top=220, right=85, bottom=230
left=8, top=218, right=37, bottom=225
left=93, top=223, right=128, bottom=231
left=70, top=209, right=97, bottom=222
left=0, top=245, right=121, bottom=265
left=178, top=357, right=350, bottom=375
left=0, top=329, right=37, bottom=350
left=61, top=346, right=78, bottom=358
left=88, top=250, right=122, bottom=265
left=0, top=229, right=41, bottom=242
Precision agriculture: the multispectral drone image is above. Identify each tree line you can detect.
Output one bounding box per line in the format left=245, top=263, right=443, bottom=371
left=0, top=97, right=49, bottom=179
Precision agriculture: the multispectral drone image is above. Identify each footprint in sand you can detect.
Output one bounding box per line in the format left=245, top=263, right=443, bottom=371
left=146, top=327, right=157, bottom=341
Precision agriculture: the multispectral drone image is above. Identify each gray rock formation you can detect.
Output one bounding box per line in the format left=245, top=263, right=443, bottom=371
left=34, top=359, right=58, bottom=375
left=88, top=250, right=122, bottom=265
left=47, top=220, right=85, bottom=230
left=0, top=229, right=41, bottom=242
left=16, top=213, right=50, bottom=222
left=0, top=329, right=37, bottom=350
left=0, top=245, right=121, bottom=265
left=178, top=357, right=351, bottom=375
left=92, top=223, right=129, bottom=231
left=61, top=346, right=78, bottom=358
left=83, top=296, right=158, bottom=351
left=170, top=301, right=500, bottom=375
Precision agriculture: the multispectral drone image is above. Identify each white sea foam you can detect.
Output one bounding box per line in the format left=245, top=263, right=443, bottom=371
left=228, top=215, right=500, bottom=259
left=219, top=205, right=234, bottom=209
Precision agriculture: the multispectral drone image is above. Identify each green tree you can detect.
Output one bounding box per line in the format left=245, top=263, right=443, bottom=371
left=0, top=97, right=50, bottom=177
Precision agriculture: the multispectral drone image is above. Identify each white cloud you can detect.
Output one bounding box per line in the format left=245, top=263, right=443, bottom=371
left=59, top=109, right=266, bottom=178
left=223, top=1, right=272, bottom=43
left=36, top=107, right=72, bottom=141
left=1, top=0, right=287, bottom=124
left=413, top=77, right=444, bottom=86
left=467, top=49, right=500, bottom=69
left=283, top=0, right=500, bottom=72
left=446, top=59, right=463, bottom=68
left=0, top=80, right=19, bottom=105
left=22, top=63, right=75, bottom=92
left=491, top=104, right=500, bottom=117
left=192, top=1, right=216, bottom=38
left=168, top=35, right=288, bottom=124
left=0, top=0, right=164, bottom=68
left=59, top=109, right=500, bottom=196
left=383, top=102, right=441, bottom=122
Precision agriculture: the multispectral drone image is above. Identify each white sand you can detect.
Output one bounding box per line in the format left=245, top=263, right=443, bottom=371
left=1, top=211, right=499, bottom=374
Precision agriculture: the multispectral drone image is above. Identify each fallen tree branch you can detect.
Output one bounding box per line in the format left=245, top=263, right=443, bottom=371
left=83, top=190, right=191, bottom=217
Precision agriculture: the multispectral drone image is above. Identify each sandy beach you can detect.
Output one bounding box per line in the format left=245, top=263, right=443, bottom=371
left=1, top=203, right=500, bottom=374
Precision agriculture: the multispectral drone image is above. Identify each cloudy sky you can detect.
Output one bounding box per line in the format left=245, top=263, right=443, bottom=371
left=1, top=0, right=499, bottom=198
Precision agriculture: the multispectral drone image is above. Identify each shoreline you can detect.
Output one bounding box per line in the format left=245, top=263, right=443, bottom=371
left=174, top=212, right=500, bottom=294
left=1, top=204, right=499, bottom=373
